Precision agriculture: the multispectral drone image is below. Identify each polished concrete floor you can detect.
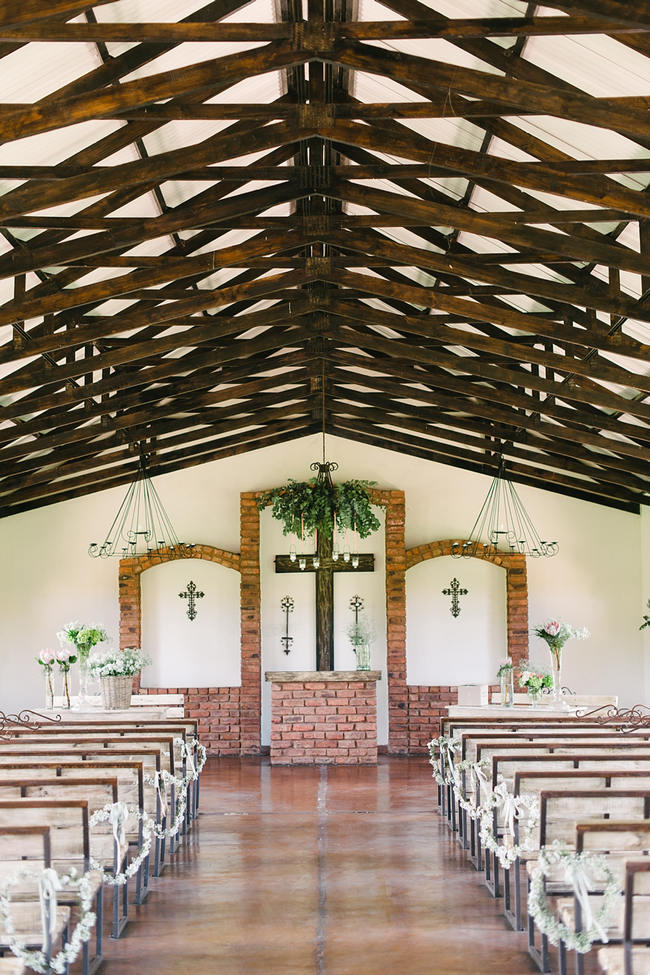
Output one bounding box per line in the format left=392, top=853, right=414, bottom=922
left=104, top=756, right=540, bottom=974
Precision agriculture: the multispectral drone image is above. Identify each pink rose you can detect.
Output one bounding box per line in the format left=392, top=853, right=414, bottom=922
left=56, top=648, right=70, bottom=663
left=39, top=649, right=55, bottom=665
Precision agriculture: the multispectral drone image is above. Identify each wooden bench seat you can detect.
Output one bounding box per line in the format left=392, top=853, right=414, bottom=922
left=598, top=946, right=650, bottom=975
left=0, top=958, right=27, bottom=975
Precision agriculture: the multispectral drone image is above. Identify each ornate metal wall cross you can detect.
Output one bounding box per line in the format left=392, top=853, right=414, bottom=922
left=442, top=578, right=468, bottom=618
left=179, top=580, right=204, bottom=621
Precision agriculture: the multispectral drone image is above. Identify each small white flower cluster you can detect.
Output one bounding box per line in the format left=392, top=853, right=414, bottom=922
left=89, top=647, right=150, bottom=678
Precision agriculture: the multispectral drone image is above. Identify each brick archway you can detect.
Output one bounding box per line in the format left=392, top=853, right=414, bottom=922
left=406, top=540, right=528, bottom=664
left=403, top=540, right=529, bottom=752
left=118, top=545, right=241, bottom=755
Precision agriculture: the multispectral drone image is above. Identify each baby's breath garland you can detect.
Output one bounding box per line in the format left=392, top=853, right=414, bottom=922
left=89, top=802, right=155, bottom=885
left=478, top=780, right=539, bottom=868
left=528, top=842, right=620, bottom=953
left=0, top=868, right=96, bottom=974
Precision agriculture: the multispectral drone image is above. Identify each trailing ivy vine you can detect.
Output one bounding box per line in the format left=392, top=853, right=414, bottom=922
left=258, top=478, right=380, bottom=539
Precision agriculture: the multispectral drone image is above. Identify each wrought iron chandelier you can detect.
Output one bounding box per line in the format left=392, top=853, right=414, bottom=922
left=89, top=447, right=193, bottom=559
left=451, top=457, right=559, bottom=560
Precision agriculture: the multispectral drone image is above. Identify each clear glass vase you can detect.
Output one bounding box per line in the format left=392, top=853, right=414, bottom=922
left=355, top=644, right=371, bottom=671
left=60, top=668, right=72, bottom=709
left=550, top=650, right=564, bottom=707
left=77, top=656, right=90, bottom=708
left=500, top=668, right=515, bottom=707
left=528, top=687, right=542, bottom=707
left=43, top=668, right=55, bottom=710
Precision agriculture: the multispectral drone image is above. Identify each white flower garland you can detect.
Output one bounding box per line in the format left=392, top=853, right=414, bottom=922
left=0, top=867, right=96, bottom=974
left=144, top=770, right=188, bottom=840
left=478, top=780, right=540, bottom=868
left=173, top=737, right=206, bottom=779
left=427, top=735, right=459, bottom=787
left=88, top=802, right=155, bottom=886
left=528, top=842, right=620, bottom=953
left=453, top=759, right=492, bottom=820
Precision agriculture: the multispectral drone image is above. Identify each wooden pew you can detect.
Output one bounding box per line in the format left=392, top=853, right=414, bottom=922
left=0, top=825, right=69, bottom=973
left=504, top=770, right=650, bottom=934
left=554, top=821, right=650, bottom=975
left=478, top=750, right=650, bottom=895
left=0, top=759, right=148, bottom=903
left=597, top=861, right=650, bottom=975
left=0, top=747, right=164, bottom=877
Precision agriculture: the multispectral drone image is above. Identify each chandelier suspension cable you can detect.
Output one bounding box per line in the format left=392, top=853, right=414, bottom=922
left=89, top=444, right=193, bottom=559
left=452, top=450, right=558, bottom=559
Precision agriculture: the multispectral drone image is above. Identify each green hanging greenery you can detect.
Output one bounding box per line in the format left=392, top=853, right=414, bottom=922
left=258, top=478, right=380, bottom=539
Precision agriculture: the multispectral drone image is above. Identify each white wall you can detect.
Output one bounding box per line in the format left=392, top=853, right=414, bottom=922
left=641, top=506, right=650, bottom=703
left=0, top=432, right=645, bottom=717
left=406, top=555, right=506, bottom=685
left=141, top=558, right=240, bottom=688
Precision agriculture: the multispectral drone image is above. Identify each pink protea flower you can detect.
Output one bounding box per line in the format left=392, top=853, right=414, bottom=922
left=56, top=647, right=71, bottom=663
left=39, top=649, right=55, bottom=665
left=544, top=620, right=561, bottom=636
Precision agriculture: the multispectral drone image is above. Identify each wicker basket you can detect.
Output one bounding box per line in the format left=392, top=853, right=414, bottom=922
left=100, top=674, right=133, bottom=710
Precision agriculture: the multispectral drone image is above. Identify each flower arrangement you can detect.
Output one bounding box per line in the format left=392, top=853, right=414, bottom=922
left=37, top=649, right=56, bottom=708
left=533, top=619, right=589, bottom=667
left=496, top=658, right=514, bottom=678
left=57, top=622, right=107, bottom=660
left=518, top=670, right=552, bottom=695
left=259, top=478, right=380, bottom=540
left=55, top=647, right=77, bottom=708
left=89, top=648, right=150, bottom=678
left=347, top=616, right=373, bottom=648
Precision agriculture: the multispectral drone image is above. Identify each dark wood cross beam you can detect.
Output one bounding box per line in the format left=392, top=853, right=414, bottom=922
left=275, top=533, right=374, bottom=670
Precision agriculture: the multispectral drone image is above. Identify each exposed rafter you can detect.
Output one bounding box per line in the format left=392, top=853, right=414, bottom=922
left=0, top=0, right=649, bottom=516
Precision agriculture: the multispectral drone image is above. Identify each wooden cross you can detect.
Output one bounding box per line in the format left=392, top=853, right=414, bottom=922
left=275, top=533, right=374, bottom=670
left=179, top=580, right=204, bottom=621
left=442, top=578, right=468, bottom=618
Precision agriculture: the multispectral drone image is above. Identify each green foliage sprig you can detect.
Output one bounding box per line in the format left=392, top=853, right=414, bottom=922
left=640, top=599, right=650, bottom=631
left=258, top=477, right=380, bottom=539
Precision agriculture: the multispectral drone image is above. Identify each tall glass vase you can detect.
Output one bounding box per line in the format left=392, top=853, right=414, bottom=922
left=550, top=650, right=563, bottom=706
left=43, top=668, right=55, bottom=710
left=77, top=656, right=90, bottom=708
left=500, top=668, right=515, bottom=707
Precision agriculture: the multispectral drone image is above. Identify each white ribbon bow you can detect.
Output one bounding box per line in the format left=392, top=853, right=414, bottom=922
left=473, top=762, right=489, bottom=804
left=494, top=781, right=519, bottom=838
left=108, top=801, right=129, bottom=847
left=153, top=770, right=168, bottom=819
left=185, top=742, right=196, bottom=780
left=39, top=867, right=62, bottom=944
left=564, top=859, right=609, bottom=944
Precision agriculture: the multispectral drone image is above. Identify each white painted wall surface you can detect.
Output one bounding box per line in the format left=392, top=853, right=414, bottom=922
left=140, top=558, right=240, bottom=689
left=641, top=505, right=650, bottom=703
left=0, top=433, right=645, bottom=715
left=406, top=555, right=506, bottom=685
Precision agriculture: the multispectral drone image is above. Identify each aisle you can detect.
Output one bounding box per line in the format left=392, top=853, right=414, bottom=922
left=105, top=757, right=537, bottom=974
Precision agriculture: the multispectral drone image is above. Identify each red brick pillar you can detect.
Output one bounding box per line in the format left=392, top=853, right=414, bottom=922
left=505, top=553, right=529, bottom=666
left=373, top=489, right=408, bottom=755
left=240, top=492, right=262, bottom=754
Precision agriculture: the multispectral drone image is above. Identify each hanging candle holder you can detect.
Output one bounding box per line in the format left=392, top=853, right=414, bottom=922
left=280, top=596, right=294, bottom=655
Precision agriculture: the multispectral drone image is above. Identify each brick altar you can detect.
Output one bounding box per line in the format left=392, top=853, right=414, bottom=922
left=265, top=670, right=382, bottom=765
